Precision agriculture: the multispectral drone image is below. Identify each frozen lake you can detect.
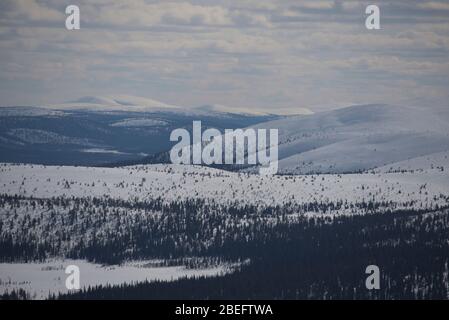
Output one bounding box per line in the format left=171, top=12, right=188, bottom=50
left=0, top=259, right=227, bottom=299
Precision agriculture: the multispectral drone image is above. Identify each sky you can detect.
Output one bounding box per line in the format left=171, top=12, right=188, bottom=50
left=0, top=0, right=448, bottom=113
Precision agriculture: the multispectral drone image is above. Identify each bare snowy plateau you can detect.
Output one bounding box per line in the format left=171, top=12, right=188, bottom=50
left=1, top=159, right=449, bottom=212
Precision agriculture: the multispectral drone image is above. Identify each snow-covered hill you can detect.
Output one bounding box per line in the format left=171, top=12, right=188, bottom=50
left=1, top=162, right=448, bottom=214
left=376, top=150, right=449, bottom=173
left=194, top=104, right=312, bottom=116
left=43, top=95, right=298, bottom=117
left=47, top=95, right=185, bottom=113
left=250, top=104, right=449, bottom=174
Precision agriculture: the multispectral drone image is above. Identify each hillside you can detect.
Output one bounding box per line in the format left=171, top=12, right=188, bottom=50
left=1, top=162, right=449, bottom=299
left=248, top=104, right=449, bottom=174
left=0, top=99, right=277, bottom=165
left=1, top=162, right=448, bottom=212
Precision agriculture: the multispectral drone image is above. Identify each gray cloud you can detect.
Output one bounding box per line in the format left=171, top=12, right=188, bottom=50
left=0, top=0, right=448, bottom=112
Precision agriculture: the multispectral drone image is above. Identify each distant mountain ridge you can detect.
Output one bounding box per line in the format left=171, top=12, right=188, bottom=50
left=0, top=99, right=278, bottom=165
left=39, top=95, right=312, bottom=117
left=52, top=95, right=182, bottom=113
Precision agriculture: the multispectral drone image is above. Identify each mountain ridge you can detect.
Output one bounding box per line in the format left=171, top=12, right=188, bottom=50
left=38, top=95, right=312, bottom=117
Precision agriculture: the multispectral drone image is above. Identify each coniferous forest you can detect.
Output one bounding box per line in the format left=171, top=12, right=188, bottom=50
left=53, top=207, right=449, bottom=300
left=2, top=192, right=447, bottom=300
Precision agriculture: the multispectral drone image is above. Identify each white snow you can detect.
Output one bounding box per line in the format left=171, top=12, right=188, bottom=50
left=50, top=95, right=182, bottom=113
left=1, top=162, right=448, bottom=213
left=110, top=118, right=168, bottom=127
left=193, top=104, right=312, bottom=116
left=0, top=259, right=227, bottom=300
left=376, top=150, right=449, bottom=173
left=81, top=148, right=129, bottom=155
left=43, top=95, right=279, bottom=117
left=250, top=104, right=449, bottom=174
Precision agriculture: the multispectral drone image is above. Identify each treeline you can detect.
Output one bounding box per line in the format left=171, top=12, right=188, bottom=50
left=1, top=288, right=30, bottom=300
left=2, top=193, right=449, bottom=299
left=57, top=208, right=449, bottom=299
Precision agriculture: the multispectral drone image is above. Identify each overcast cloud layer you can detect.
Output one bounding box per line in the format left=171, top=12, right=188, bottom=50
left=0, top=0, right=448, bottom=112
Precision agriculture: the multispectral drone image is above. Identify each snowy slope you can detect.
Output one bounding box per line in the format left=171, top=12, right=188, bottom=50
left=45, top=95, right=297, bottom=117
left=48, top=95, right=184, bottom=113
left=1, top=163, right=448, bottom=214
left=376, top=150, right=449, bottom=173
left=249, top=104, right=449, bottom=174
left=194, top=104, right=312, bottom=116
